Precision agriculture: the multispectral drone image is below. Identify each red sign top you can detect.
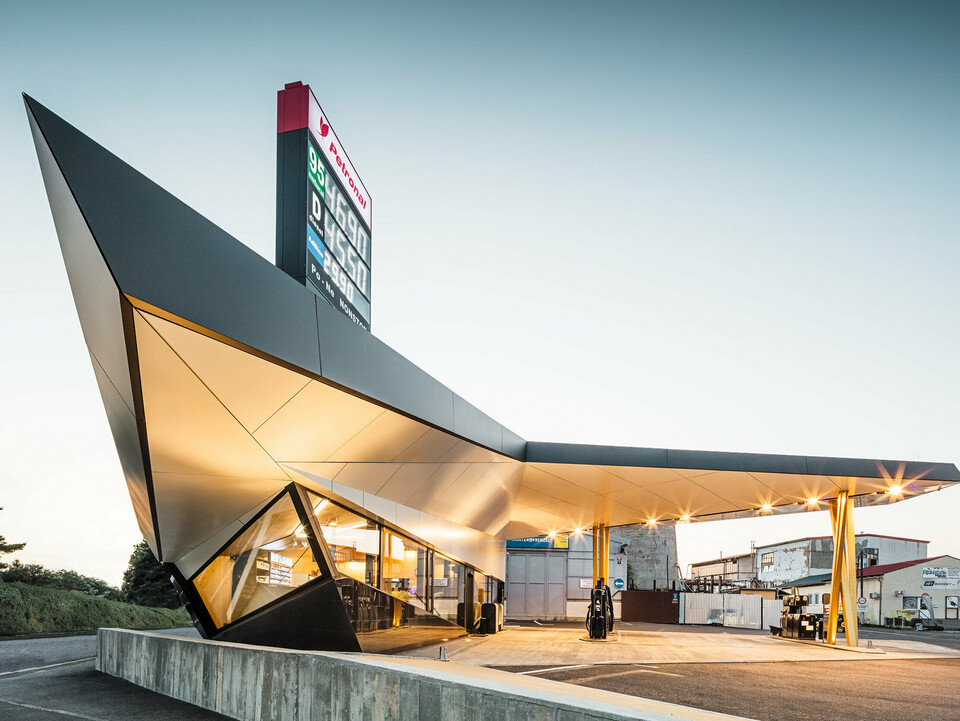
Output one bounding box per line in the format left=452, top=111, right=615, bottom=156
left=277, top=82, right=309, bottom=133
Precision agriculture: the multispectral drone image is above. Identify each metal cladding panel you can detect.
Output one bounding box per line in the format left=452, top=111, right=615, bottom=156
left=89, top=351, right=156, bottom=556
left=666, top=450, right=809, bottom=475
left=452, top=393, right=502, bottom=454
left=806, top=455, right=960, bottom=482
left=502, top=427, right=527, bottom=460
left=525, top=442, right=668, bottom=467
left=315, top=296, right=457, bottom=431
left=24, top=95, right=322, bottom=377
left=27, top=100, right=136, bottom=416
left=212, top=578, right=361, bottom=652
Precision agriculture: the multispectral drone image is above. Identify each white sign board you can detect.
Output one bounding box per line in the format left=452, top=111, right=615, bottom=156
left=923, top=567, right=960, bottom=589
left=579, top=579, right=593, bottom=589
left=308, top=92, right=372, bottom=229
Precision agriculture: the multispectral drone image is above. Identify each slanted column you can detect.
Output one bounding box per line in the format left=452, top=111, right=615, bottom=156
left=592, top=525, right=599, bottom=588
left=601, top=525, right=610, bottom=583
left=826, top=492, right=860, bottom=646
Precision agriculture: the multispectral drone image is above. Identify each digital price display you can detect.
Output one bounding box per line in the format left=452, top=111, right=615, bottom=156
left=276, top=82, right=373, bottom=330
left=305, top=135, right=371, bottom=325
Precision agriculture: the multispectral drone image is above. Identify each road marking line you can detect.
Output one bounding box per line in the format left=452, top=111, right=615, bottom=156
left=0, top=698, right=105, bottom=720
left=572, top=667, right=684, bottom=681
left=0, top=657, right=95, bottom=678
left=518, top=662, right=672, bottom=676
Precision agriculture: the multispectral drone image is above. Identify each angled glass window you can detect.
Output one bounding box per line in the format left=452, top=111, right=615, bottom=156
left=193, top=492, right=322, bottom=628
left=306, top=491, right=379, bottom=586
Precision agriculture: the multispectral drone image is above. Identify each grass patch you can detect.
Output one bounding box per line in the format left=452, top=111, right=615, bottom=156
left=0, top=580, right=190, bottom=636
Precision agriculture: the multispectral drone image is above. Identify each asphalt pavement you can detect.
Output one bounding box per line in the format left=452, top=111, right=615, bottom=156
left=492, top=627, right=960, bottom=721
left=0, top=628, right=225, bottom=721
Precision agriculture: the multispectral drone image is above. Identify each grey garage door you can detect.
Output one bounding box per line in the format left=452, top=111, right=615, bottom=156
left=506, top=552, right=566, bottom=620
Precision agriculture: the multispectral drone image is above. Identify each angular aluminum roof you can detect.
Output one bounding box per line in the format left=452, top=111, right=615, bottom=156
left=26, top=94, right=959, bottom=572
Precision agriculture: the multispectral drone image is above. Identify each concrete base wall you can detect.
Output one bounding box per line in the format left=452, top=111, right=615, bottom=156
left=96, top=628, right=740, bottom=721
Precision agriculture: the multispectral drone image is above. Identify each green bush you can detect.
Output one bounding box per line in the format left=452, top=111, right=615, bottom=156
left=0, top=580, right=191, bottom=636
left=0, top=561, right=121, bottom=600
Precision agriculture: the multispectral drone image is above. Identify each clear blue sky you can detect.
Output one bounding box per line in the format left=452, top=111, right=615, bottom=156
left=1, top=2, right=958, bottom=585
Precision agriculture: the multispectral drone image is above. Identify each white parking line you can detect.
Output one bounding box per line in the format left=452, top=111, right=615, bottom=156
left=0, top=698, right=105, bottom=720
left=0, top=657, right=95, bottom=678
left=519, top=662, right=678, bottom=676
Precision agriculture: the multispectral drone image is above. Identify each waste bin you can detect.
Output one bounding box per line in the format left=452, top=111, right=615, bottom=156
left=480, top=602, right=499, bottom=634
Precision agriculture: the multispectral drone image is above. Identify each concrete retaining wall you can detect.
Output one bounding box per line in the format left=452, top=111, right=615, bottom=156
left=97, top=628, right=745, bottom=721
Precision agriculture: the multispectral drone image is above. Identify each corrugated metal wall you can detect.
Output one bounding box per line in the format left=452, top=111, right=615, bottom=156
left=680, top=593, right=763, bottom=629
left=762, top=599, right=783, bottom=629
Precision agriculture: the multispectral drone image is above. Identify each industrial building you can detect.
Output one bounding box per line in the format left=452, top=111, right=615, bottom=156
left=690, top=534, right=929, bottom=590
left=789, top=555, right=960, bottom=629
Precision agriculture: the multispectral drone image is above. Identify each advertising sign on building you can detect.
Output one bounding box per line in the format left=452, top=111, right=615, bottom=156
left=507, top=534, right=569, bottom=550
left=277, top=82, right=372, bottom=331
left=922, top=567, right=960, bottom=589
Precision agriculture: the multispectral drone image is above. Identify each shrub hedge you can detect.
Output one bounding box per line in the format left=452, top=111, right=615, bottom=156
left=0, top=580, right=190, bottom=636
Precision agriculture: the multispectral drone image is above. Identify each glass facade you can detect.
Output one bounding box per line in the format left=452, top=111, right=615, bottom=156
left=432, top=554, right=464, bottom=621
left=307, top=492, right=379, bottom=586
left=193, top=491, right=322, bottom=628
left=383, top=530, right=429, bottom=609
left=185, top=482, right=502, bottom=648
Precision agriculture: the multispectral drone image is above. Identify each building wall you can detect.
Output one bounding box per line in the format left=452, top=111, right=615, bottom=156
left=505, top=531, right=626, bottom=620
left=618, top=523, right=679, bottom=590
left=755, top=535, right=929, bottom=588
left=798, top=556, right=960, bottom=626
left=690, top=554, right=754, bottom=586
left=756, top=540, right=820, bottom=586
left=881, top=557, right=960, bottom=625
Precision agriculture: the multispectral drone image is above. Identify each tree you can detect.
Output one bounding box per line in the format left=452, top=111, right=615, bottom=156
left=121, top=541, right=181, bottom=609
left=0, top=507, right=26, bottom=570
left=0, top=560, right=121, bottom=600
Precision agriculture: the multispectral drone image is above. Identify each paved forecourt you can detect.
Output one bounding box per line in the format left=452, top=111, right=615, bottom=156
left=399, top=622, right=960, bottom=667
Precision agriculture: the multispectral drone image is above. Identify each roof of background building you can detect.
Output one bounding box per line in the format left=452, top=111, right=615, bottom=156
left=690, top=552, right=753, bottom=568
left=780, top=555, right=960, bottom=588
left=757, top=533, right=930, bottom=550
left=692, top=534, right=930, bottom=569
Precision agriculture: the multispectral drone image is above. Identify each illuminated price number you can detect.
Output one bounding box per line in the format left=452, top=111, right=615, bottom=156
left=322, top=196, right=369, bottom=298
left=307, top=141, right=325, bottom=197
left=323, top=167, right=370, bottom=265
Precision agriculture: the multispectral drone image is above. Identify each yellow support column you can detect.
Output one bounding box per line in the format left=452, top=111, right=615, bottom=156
left=825, top=494, right=847, bottom=645
left=600, top=525, right=608, bottom=583
left=841, top=496, right=859, bottom=647
left=825, top=492, right=860, bottom=647
left=591, top=525, right=599, bottom=588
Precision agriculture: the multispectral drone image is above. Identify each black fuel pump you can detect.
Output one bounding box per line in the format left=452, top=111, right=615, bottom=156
left=586, top=578, right=614, bottom=639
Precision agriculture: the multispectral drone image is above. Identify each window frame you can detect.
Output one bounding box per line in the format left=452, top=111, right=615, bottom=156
left=187, top=483, right=332, bottom=632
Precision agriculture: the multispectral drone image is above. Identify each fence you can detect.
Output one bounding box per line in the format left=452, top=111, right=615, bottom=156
left=678, top=593, right=781, bottom=630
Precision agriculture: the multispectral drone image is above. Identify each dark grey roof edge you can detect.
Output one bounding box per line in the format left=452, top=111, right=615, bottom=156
left=525, top=441, right=960, bottom=483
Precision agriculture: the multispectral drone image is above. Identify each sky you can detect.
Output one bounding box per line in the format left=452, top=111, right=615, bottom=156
left=0, top=2, right=958, bottom=586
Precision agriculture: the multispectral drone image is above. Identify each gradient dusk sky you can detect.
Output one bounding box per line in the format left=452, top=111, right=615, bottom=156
left=1, top=2, right=958, bottom=584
